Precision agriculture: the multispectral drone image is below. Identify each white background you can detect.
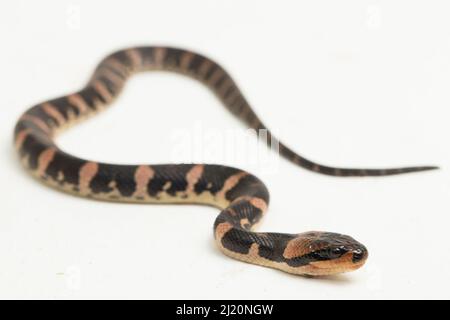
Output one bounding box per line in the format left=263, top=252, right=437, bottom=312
left=1, top=0, right=449, bottom=299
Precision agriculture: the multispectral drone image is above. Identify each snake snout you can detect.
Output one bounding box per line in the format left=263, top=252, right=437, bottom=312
left=331, top=235, right=368, bottom=265
left=351, top=245, right=368, bottom=263
left=318, top=233, right=369, bottom=269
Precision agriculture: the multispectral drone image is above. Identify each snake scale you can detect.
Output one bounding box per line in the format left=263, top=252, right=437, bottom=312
left=14, top=47, right=437, bottom=276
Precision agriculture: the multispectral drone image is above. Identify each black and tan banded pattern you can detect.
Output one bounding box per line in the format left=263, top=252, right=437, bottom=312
left=14, top=47, right=436, bottom=276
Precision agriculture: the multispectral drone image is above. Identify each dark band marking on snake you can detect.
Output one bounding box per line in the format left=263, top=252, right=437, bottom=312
left=14, top=46, right=438, bottom=276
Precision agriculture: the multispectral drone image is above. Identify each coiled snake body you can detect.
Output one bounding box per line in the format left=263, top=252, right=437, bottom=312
left=14, top=47, right=437, bottom=276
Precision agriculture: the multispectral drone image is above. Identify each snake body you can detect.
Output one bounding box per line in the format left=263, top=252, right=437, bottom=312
left=14, top=47, right=437, bottom=276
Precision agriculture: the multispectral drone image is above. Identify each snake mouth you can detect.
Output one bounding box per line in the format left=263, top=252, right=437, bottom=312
left=304, top=251, right=369, bottom=276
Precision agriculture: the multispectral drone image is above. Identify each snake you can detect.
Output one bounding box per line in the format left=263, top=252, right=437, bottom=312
left=13, top=46, right=438, bottom=276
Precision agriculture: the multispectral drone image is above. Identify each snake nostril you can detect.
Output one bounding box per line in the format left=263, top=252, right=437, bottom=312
left=352, top=249, right=366, bottom=263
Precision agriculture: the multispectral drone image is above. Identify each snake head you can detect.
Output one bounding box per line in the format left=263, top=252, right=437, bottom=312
left=283, top=231, right=368, bottom=276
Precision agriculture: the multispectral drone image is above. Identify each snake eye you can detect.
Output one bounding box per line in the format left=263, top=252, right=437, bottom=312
left=331, top=246, right=346, bottom=256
